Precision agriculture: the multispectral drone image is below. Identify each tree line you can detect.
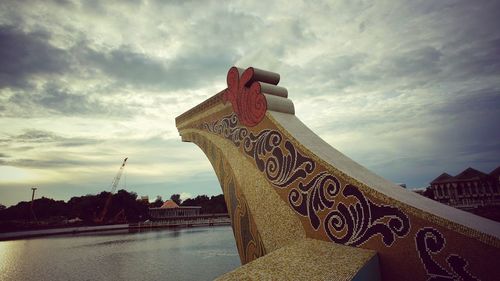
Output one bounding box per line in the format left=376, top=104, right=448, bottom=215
left=0, top=190, right=228, bottom=232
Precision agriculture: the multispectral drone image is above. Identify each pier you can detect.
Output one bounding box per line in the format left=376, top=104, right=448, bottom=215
left=0, top=214, right=230, bottom=241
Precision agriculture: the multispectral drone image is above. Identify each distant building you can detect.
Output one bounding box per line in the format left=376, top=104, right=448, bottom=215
left=149, top=200, right=201, bottom=221
left=412, top=187, right=428, bottom=196
left=429, top=166, right=500, bottom=209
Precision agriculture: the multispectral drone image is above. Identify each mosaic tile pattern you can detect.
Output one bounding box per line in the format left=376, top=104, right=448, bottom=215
left=176, top=66, right=500, bottom=280
left=415, top=227, right=479, bottom=281
left=200, top=113, right=411, bottom=248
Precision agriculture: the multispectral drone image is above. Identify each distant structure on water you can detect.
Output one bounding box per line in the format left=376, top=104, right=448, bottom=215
left=426, top=166, right=500, bottom=209
left=148, top=200, right=201, bottom=221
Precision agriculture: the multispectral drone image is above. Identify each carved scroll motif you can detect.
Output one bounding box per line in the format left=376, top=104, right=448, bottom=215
left=179, top=65, right=495, bottom=280
left=222, top=67, right=285, bottom=127
left=325, top=184, right=410, bottom=247
left=202, top=113, right=410, bottom=247
left=416, top=227, right=479, bottom=281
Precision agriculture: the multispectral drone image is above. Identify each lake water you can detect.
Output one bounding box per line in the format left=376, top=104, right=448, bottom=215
left=0, top=226, right=241, bottom=281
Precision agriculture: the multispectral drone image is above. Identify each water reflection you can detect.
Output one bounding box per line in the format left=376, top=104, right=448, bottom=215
left=0, top=226, right=240, bottom=281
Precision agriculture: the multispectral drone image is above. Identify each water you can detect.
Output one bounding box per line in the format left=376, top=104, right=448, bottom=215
left=0, top=226, right=241, bottom=281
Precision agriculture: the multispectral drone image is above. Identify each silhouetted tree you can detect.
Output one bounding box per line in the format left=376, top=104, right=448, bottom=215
left=181, top=194, right=227, bottom=214
left=0, top=191, right=229, bottom=232
left=170, top=194, right=182, bottom=205
left=67, top=192, right=108, bottom=222
left=0, top=201, right=30, bottom=221
left=32, top=197, right=67, bottom=219
left=150, top=196, right=164, bottom=208
left=108, top=190, right=148, bottom=222
left=208, top=195, right=227, bottom=213
left=423, top=187, right=434, bottom=199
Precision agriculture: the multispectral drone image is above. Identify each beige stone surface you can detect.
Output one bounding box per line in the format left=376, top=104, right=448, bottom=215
left=177, top=103, right=228, bottom=130
left=215, top=238, right=379, bottom=281
left=182, top=129, right=306, bottom=253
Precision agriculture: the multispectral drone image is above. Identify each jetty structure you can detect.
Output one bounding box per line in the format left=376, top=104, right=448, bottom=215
left=149, top=200, right=201, bottom=220
left=175, top=66, right=500, bottom=280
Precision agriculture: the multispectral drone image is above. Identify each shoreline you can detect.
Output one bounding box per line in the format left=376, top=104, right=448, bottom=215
left=0, top=219, right=231, bottom=241
left=0, top=224, right=131, bottom=241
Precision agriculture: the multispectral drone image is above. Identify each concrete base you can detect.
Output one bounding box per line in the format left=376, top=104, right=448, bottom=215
left=216, top=238, right=380, bottom=281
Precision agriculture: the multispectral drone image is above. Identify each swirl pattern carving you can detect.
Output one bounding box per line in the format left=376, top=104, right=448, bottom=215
left=178, top=65, right=499, bottom=280
left=289, top=172, right=339, bottom=230
left=325, top=184, right=410, bottom=246
left=202, top=113, right=411, bottom=247
left=416, top=227, right=479, bottom=281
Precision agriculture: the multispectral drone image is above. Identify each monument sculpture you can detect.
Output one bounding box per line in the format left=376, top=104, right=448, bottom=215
left=175, top=66, right=500, bottom=280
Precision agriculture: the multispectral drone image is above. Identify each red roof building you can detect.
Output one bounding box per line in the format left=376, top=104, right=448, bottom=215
left=160, top=200, right=180, bottom=209
left=149, top=200, right=201, bottom=221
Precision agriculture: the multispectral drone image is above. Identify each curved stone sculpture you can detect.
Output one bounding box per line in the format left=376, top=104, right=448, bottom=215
left=176, top=66, right=500, bottom=280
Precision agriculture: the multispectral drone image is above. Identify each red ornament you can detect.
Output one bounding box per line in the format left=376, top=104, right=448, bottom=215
left=222, top=67, right=268, bottom=127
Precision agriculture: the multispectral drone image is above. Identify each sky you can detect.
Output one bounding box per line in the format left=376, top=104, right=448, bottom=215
left=0, top=0, right=499, bottom=207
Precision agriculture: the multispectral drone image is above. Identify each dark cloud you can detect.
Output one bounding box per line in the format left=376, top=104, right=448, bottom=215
left=0, top=129, right=104, bottom=173
left=443, top=37, right=500, bottom=80
left=313, top=46, right=444, bottom=93
left=83, top=46, right=170, bottom=87
left=2, top=129, right=102, bottom=147
left=34, top=83, right=108, bottom=115
left=80, top=45, right=235, bottom=91
left=290, top=53, right=368, bottom=94
left=379, top=46, right=443, bottom=78
left=392, top=1, right=500, bottom=85
left=358, top=21, right=366, bottom=33
left=0, top=25, right=70, bottom=88
left=435, top=88, right=500, bottom=114
left=425, top=88, right=500, bottom=171
left=15, top=129, right=62, bottom=142
left=5, top=81, right=134, bottom=117
left=0, top=158, right=87, bottom=168
left=457, top=142, right=500, bottom=159
left=439, top=0, right=500, bottom=48
left=437, top=112, right=500, bottom=146
left=57, top=139, right=102, bottom=147
left=294, top=46, right=443, bottom=95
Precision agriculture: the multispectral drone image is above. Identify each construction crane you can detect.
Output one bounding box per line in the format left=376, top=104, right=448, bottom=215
left=95, top=157, right=128, bottom=223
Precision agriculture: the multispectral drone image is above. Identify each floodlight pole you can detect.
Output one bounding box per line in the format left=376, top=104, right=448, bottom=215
left=30, top=187, right=38, bottom=223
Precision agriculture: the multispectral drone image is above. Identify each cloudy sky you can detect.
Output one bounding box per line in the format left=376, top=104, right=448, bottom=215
left=1, top=0, right=499, bottom=207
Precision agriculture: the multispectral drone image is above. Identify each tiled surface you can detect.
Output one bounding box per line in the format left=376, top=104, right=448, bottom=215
left=215, top=238, right=378, bottom=281
left=176, top=84, right=500, bottom=280
left=184, top=129, right=306, bottom=256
